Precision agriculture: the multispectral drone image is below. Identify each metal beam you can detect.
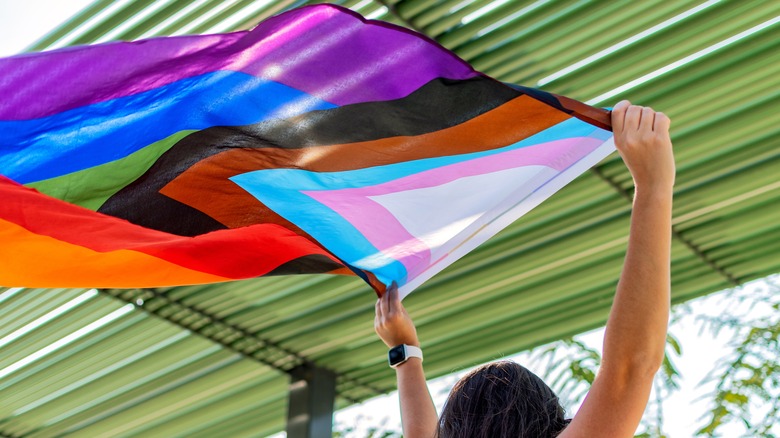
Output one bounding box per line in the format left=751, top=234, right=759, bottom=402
left=371, top=0, right=427, bottom=35
left=101, top=288, right=386, bottom=402
left=590, top=166, right=741, bottom=286
left=287, top=364, right=337, bottom=438
left=0, top=429, right=20, bottom=438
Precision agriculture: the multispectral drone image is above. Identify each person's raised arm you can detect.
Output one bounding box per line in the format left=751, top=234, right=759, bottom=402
left=375, top=283, right=438, bottom=438
left=561, top=100, right=674, bottom=437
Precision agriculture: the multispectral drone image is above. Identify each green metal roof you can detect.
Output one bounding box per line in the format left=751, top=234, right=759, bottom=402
left=2, top=0, right=779, bottom=436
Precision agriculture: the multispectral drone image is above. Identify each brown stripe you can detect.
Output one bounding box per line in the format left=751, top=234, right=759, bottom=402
left=503, top=83, right=612, bottom=131
left=159, top=95, right=570, bottom=292
left=159, top=94, right=569, bottom=230
left=553, top=93, right=612, bottom=131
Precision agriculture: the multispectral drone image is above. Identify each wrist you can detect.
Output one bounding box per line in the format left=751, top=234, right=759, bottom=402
left=393, top=356, right=423, bottom=369
left=633, top=183, right=673, bottom=200
left=383, top=337, right=419, bottom=348
left=388, top=344, right=423, bottom=368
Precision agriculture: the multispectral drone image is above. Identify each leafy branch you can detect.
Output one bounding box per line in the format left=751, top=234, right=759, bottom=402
left=694, top=276, right=780, bottom=437
left=531, top=327, right=682, bottom=437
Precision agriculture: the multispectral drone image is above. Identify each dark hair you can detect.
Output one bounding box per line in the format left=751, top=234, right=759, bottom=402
left=437, top=360, right=569, bottom=438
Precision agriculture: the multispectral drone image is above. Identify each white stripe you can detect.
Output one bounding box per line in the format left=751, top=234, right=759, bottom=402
left=400, top=138, right=616, bottom=298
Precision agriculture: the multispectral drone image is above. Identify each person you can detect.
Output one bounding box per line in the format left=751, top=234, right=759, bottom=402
left=374, top=100, right=675, bottom=437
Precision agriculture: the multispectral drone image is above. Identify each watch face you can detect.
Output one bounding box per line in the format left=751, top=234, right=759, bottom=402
left=388, top=345, right=406, bottom=366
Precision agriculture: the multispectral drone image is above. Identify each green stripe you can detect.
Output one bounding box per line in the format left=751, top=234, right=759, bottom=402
left=27, top=130, right=195, bottom=211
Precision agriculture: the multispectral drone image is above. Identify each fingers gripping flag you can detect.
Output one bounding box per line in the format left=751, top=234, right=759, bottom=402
left=0, top=4, right=614, bottom=297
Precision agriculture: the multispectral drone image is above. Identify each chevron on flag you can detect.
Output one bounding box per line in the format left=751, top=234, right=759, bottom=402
left=0, top=4, right=614, bottom=297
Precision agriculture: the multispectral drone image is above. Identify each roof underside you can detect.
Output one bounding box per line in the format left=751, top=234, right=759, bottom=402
left=2, top=0, right=779, bottom=436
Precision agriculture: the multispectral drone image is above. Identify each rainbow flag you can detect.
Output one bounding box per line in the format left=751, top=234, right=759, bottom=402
left=0, top=4, right=614, bottom=297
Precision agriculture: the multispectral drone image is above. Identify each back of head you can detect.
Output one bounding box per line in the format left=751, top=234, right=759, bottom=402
left=437, top=360, right=568, bottom=438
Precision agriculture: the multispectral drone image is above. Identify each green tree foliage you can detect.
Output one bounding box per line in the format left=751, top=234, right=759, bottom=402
left=533, top=276, right=779, bottom=438
left=693, top=277, right=780, bottom=437
left=533, top=332, right=682, bottom=438
left=333, top=415, right=402, bottom=437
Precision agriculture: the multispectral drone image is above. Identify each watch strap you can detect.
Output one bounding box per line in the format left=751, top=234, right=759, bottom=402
left=404, top=345, right=423, bottom=362
left=389, top=344, right=423, bottom=368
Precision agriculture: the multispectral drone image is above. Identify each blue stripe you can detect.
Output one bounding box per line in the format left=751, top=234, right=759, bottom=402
left=231, top=118, right=610, bottom=286
left=0, top=71, right=337, bottom=183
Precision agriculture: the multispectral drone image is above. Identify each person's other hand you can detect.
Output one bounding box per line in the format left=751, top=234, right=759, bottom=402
left=611, top=100, right=675, bottom=193
left=375, top=282, right=420, bottom=348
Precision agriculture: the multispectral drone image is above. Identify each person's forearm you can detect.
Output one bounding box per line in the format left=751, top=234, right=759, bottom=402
left=396, top=358, right=438, bottom=438
left=602, top=186, right=672, bottom=377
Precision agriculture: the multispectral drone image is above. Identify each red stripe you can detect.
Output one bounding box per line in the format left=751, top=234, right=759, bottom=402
left=1, top=176, right=341, bottom=279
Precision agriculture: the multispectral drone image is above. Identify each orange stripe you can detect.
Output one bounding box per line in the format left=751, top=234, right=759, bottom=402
left=0, top=218, right=230, bottom=288
left=161, top=95, right=570, bottom=229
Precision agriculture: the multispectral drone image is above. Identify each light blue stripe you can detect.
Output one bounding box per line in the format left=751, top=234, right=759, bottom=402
left=0, top=71, right=337, bottom=183
left=231, top=118, right=609, bottom=286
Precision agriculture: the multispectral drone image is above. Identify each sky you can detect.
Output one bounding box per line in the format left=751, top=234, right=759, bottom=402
left=0, top=2, right=770, bottom=437
left=0, top=0, right=93, bottom=56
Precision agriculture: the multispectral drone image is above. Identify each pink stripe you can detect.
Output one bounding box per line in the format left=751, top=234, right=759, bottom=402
left=311, top=193, right=433, bottom=279
left=305, top=136, right=603, bottom=278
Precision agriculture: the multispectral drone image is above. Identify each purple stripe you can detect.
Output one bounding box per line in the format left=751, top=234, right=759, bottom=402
left=0, top=4, right=478, bottom=120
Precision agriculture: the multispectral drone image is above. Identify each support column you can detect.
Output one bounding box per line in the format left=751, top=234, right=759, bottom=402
left=286, top=363, right=337, bottom=438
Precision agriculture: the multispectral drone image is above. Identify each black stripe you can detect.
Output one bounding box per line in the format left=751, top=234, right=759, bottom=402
left=504, top=83, right=569, bottom=113
left=265, top=254, right=345, bottom=276
left=504, top=82, right=611, bottom=130
left=99, top=76, right=520, bottom=236
left=230, top=76, right=521, bottom=148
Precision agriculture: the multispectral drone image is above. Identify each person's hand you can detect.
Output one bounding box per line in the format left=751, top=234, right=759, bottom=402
left=375, top=282, right=420, bottom=348
left=611, top=100, right=675, bottom=193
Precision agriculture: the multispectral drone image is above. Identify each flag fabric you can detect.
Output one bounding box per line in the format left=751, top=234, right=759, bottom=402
left=0, top=4, right=614, bottom=297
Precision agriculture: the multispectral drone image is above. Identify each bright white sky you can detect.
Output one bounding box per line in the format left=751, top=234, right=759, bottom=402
left=0, top=1, right=764, bottom=437
left=0, top=0, right=93, bottom=56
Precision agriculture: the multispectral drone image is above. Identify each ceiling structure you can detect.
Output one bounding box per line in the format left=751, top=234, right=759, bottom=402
left=1, top=0, right=778, bottom=436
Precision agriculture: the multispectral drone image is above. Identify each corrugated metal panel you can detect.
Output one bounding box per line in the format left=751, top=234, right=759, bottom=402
left=2, top=0, right=778, bottom=435
left=0, top=288, right=288, bottom=437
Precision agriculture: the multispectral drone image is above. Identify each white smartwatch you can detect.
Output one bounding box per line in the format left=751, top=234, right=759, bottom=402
left=388, top=344, right=423, bottom=368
